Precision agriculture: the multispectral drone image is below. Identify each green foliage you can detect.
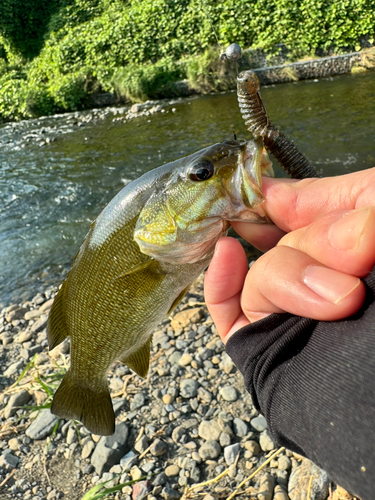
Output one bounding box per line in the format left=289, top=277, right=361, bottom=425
left=0, top=0, right=61, bottom=58
left=0, top=69, right=28, bottom=121
left=0, top=0, right=374, bottom=121
left=185, top=47, right=238, bottom=93
left=112, top=58, right=184, bottom=102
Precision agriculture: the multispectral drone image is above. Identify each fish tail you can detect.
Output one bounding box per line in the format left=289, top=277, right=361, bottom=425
left=51, top=371, right=115, bottom=436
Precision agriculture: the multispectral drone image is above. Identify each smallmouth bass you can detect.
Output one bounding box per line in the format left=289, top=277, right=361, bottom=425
left=47, top=138, right=274, bottom=435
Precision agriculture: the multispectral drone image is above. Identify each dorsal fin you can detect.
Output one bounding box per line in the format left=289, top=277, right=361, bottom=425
left=47, top=279, right=70, bottom=351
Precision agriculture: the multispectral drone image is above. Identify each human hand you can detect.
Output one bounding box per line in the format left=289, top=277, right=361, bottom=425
left=204, top=168, right=375, bottom=343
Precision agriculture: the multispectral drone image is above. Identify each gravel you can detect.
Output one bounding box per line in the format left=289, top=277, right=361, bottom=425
left=0, top=274, right=337, bottom=500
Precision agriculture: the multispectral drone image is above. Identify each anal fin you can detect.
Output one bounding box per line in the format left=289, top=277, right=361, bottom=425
left=119, top=337, right=152, bottom=378
left=47, top=280, right=70, bottom=351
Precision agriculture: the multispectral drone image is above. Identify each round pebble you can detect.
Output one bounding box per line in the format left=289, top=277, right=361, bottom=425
left=219, top=386, right=238, bottom=402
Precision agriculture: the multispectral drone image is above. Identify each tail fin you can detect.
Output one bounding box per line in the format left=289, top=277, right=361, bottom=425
left=51, top=371, right=115, bottom=436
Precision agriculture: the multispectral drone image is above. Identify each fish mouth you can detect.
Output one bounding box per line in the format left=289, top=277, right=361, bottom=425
left=224, top=138, right=274, bottom=222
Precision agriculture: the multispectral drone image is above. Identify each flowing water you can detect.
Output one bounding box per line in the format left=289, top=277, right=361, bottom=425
left=0, top=72, right=374, bottom=306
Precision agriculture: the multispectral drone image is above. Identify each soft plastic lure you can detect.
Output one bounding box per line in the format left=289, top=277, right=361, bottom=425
left=237, top=70, right=318, bottom=179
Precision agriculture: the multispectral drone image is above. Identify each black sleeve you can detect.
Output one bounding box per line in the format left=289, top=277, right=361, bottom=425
left=226, top=267, right=375, bottom=500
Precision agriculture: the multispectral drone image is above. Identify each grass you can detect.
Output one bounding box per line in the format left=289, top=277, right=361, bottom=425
left=81, top=473, right=151, bottom=500
left=181, top=447, right=285, bottom=500
left=4, top=353, right=67, bottom=411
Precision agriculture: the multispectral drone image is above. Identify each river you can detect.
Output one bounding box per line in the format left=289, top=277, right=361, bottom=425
left=0, top=71, right=374, bottom=306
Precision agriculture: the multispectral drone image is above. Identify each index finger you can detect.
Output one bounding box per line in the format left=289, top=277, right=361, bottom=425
left=262, top=167, right=375, bottom=232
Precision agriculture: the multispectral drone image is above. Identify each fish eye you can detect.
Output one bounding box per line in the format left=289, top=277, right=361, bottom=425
left=189, top=160, right=215, bottom=181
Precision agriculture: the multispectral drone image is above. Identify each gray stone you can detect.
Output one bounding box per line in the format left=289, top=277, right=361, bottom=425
left=6, top=307, right=28, bottom=322
left=197, top=387, right=212, bottom=403
left=0, top=451, right=20, bottom=469
left=120, top=451, right=137, bottom=471
left=24, top=309, right=43, bottom=321
left=259, top=430, right=275, bottom=452
left=3, top=360, right=24, bottom=377
left=131, top=392, right=145, bottom=411
left=276, top=470, right=288, bottom=488
left=198, top=440, right=221, bottom=460
left=168, top=351, right=182, bottom=365
left=232, top=417, right=248, bottom=437
left=219, top=353, right=235, bottom=374
left=26, top=409, right=59, bottom=440
left=278, top=455, right=291, bottom=471
left=66, top=426, right=77, bottom=445
left=258, top=472, right=275, bottom=500
left=162, top=486, right=181, bottom=500
left=4, top=390, right=32, bottom=418
left=91, top=422, right=129, bottom=475
left=150, top=438, right=167, bottom=456
left=198, top=420, right=221, bottom=441
left=197, top=347, right=212, bottom=361
left=244, top=440, right=260, bottom=456
left=153, top=472, right=167, bottom=486
left=30, top=315, right=48, bottom=333
left=273, top=485, right=289, bottom=500
left=134, top=435, right=149, bottom=453
left=17, top=330, right=34, bottom=343
left=154, top=332, right=169, bottom=346
left=250, top=415, right=267, bottom=432
left=219, top=386, right=238, bottom=402
left=219, top=432, right=231, bottom=447
left=217, top=412, right=233, bottom=433
left=113, top=398, right=127, bottom=415
left=190, top=465, right=200, bottom=483
left=109, top=377, right=123, bottom=391
left=223, top=443, right=240, bottom=466
left=180, top=379, right=198, bottom=398
left=180, top=418, right=199, bottom=430
left=172, top=426, right=186, bottom=444
left=81, top=440, right=95, bottom=459
left=39, top=298, right=54, bottom=312
left=288, top=459, right=330, bottom=500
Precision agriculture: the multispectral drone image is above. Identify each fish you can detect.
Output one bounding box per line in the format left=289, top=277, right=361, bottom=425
left=47, top=138, right=274, bottom=435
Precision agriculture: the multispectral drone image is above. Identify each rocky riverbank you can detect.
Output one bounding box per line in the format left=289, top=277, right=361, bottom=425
left=0, top=271, right=356, bottom=500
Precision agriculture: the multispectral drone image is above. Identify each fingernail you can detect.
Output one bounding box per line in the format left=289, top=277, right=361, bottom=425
left=304, top=265, right=361, bottom=304
left=328, top=208, right=371, bottom=250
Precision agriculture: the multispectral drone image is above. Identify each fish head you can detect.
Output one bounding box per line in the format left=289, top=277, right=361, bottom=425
left=134, top=138, right=274, bottom=264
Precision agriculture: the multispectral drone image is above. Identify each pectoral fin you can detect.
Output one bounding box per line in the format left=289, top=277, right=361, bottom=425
left=119, top=337, right=152, bottom=378
left=115, top=259, right=164, bottom=279
left=47, top=279, right=70, bottom=351
left=168, top=285, right=191, bottom=315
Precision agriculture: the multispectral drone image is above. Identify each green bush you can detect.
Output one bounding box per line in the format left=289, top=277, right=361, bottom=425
left=112, top=58, right=184, bottom=102
left=0, top=70, right=28, bottom=121
left=185, top=47, right=238, bottom=93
